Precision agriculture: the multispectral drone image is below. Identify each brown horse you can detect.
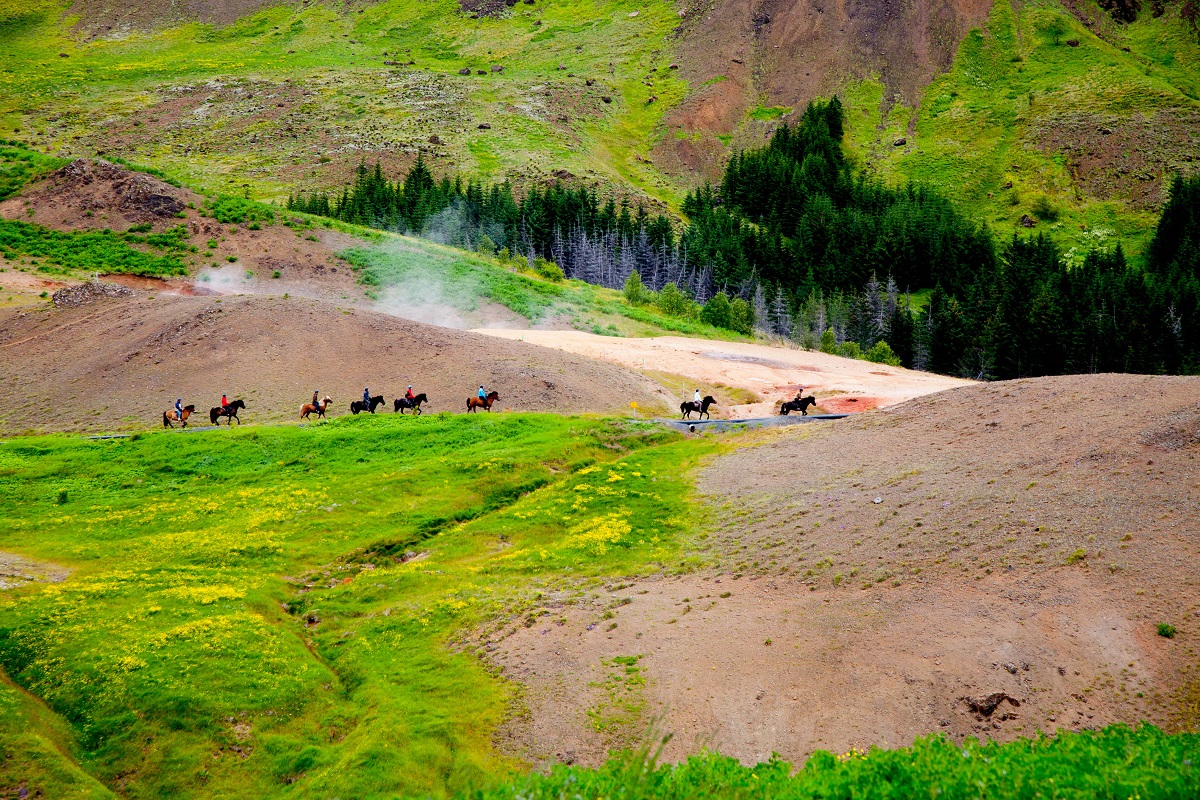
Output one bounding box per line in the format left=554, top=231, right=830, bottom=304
left=300, top=396, right=332, bottom=420
left=162, top=405, right=196, bottom=428
left=467, top=390, right=499, bottom=413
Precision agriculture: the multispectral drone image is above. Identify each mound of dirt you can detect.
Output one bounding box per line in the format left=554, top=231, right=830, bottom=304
left=0, top=159, right=193, bottom=229
left=51, top=280, right=134, bottom=308
left=489, top=374, right=1200, bottom=769
left=0, top=292, right=670, bottom=433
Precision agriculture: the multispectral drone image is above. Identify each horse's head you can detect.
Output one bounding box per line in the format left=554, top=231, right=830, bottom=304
left=234, top=399, right=246, bottom=410
left=703, top=396, right=717, bottom=405
left=488, top=391, right=499, bottom=401
left=416, top=393, right=428, bottom=403
left=323, top=396, right=332, bottom=405
left=184, top=404, right=196, bottom=412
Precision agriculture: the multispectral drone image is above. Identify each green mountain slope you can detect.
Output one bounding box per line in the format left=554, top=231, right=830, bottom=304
left=3, top=0, right=1198, bottom=255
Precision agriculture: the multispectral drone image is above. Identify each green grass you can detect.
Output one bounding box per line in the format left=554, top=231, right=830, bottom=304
left=0, top=219, right=190, bottom=275
left=0, top=138, right=65, bottom=200
left=838, top=2, right=1200, bottom=259
left=462, top=725, right=1200, bottom=799
left=0, top=414, right=717, bottom=798
left=0, top=0, right=686, bottom=205
left=340, top=231, right=753, bottom=340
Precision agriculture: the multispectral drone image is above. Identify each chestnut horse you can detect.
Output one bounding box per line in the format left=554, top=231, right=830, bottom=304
left=394, top=393, right=428, bottom=415
left=467, top=390, right=499, bottom=413
left=300, top=396, right=332, bottom=420
left=162, top=405, right=196, bottom=428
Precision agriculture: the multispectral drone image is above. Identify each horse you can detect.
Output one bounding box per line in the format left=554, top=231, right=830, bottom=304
left=350, top=395, right=386, bottom=415
left=300, top=396, right=332, bottom=420
left=681, top=396, right=716, bottom=420
left=780, top=395, right=817, bottom=416
left=394, top=393, right=428, bottom=415
left=467, top=390, right=499, bottom=413
left=210, top=399, right=246, bottom=425
left=162, top=405, right=196, bottom=428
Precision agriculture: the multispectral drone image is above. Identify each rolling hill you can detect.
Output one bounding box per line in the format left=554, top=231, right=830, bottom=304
left=2, top=0, right=1197, bottom=254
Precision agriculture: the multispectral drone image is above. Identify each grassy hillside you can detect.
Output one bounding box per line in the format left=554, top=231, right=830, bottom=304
left=839, top=3, right=1200, bottom=258
left=0, top=0, right=683, bottom=203
left=0, top=414, right=714, bottom=797
left=4, top=0, right=1198, bottom=257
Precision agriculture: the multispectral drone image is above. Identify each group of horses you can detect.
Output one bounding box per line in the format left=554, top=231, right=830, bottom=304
left=162, top=400, right=247, bottom=428
left=679, top=392, right=818, bottom=420
left=310, top=392, right=430, bottom=419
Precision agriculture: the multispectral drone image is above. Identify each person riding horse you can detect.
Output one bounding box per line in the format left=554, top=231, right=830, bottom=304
left=174, top=398, right=184, bottom=421
left=312, top=389, right=320, bottom=409
left=405, top=385, right=415, bottom=402
left=478, top=385, right=487, bottom=402
left=363, top=387, right=371, bottom=407
left=220, top=394, right=229, bottom=415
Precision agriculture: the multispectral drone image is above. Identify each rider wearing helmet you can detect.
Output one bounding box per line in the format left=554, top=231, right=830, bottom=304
left=405, top=385, right=415, bottom=401
left=220, top=394, right=229, bottom=414
left=478, top=385, right=487, bottom=401
left=175, top=398, right=183, bottom=421
left=312, top=389, right=320, bottom=408
left=363, top=387, right=371, bottom=407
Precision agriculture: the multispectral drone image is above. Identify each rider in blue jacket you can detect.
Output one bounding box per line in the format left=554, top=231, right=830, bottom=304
left=363, top=387, right=371, bottom=406
left=478, top=385, right=487, bottom=401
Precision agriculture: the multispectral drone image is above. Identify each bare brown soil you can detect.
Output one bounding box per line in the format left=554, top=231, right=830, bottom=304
left=655, top=0, right=994, bottom=181
left=0, top=292, right=671, bottom=434
left=0, top=159, right=366, bottom=303
left=490, top=374, right=1200, bottom=767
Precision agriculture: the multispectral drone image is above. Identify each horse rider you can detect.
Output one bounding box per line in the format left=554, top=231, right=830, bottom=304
left=478, top=385, right=488, bottom=402
left=405, top=385, right=415, bottom=402
left=363, top=387, right=371, bottom=407
left=220, top=394, right=229, bottom=414
left=175, top=397, right=183, bottom=421
left=312, top=389, right=320, bottom=409
left=693, top=388, right=702, bottom=405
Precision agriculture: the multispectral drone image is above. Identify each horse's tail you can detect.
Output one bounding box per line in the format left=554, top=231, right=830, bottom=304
left=163, top=411, right=169, bottom=427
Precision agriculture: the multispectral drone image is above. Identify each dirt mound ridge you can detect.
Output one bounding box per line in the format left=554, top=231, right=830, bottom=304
left=491, top=374, right=1200, bottom=769
left=51, top=280, right=135, bottom=308
left=0, top=158, right=196, bottom=232
left=0, top=293, right=669, bottom=433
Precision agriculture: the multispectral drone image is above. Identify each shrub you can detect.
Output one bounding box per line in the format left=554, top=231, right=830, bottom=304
left=623, top=270, right=651, bottom=305
left=1158, top=623, right=1177, bottom=638
left=533, top=257, right=564, bottom=282
left=729, top=297, right=754, bottom=335
left=1031, top=195, right=1060, bottom=222
left=477, top=233, right=496, bottom=255
left=657, top=282, right=695, bottom=318
left=836, top=340, right=863, bottom=359
left=866, top=340, right=902, bottom=366
left=700, top=291, right=733, bottom=330
left=206, top=196, right=275, bottom=225
left=819, top=328, right=837, bottom=354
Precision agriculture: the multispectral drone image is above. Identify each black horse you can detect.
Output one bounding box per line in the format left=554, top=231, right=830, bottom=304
left=350, top=395, right=386, bottom=415
left=780, top=395, right=817, bottom=416
left=681, top=395, right=716, bottom=420
left=394, top=393, right=428, bottom=415
left=210, top=399, right=246, bottom=425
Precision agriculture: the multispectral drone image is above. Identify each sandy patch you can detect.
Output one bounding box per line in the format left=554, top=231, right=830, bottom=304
left=471, top=330, right=972, bottom=416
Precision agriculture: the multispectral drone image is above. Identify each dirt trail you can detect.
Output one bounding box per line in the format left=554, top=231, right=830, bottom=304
left=473, top=330, right=973, bottom=415
left=490, top=374, right=1200, bottom=768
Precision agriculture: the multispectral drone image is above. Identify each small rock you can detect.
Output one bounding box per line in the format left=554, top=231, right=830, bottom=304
left=1002, top=180, right=1013, bottom=189
left=1020, top=214, right=1036, bottom=228
left=459, top=67, right=471, bottom=75
left=557, top=63, right=566, bottom=70
left=428, top=134, right=442, bottom=145
left=646, top=95, right=657, bottom=104
left=873, top=497, right=883, bottom=504
left=1003, top=662, right=1018, bottom=674
left=491, top=64, right=503, bottom=73
left=477, top=122, right=492, bottom=129
left=893, top=137, right=907, bottom=146
left=477, top=70, right=487, bottom=75
left=669, top=63, right=679, bottom=69
left=1066, top=39, right=1079, bottom=47
left=585, top=78, right=595, bottom=86
left=628, top=9, right=638, bottom=16
left=601, top=96, right=612, bottom=103
left=732, top=58, right=743, bottom=64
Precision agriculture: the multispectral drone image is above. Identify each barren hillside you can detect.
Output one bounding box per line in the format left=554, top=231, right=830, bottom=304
left=0, top=290, right=671, bottom=433
left=491, top=374, right=1200, bottom=768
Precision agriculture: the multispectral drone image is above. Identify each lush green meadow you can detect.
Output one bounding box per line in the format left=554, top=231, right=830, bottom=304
left=0, top=414, right=714, bottom=798
left=465, top=725, right=1200, bottom=800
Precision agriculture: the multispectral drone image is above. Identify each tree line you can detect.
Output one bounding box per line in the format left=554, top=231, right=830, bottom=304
left=287, top=102, right=1200, bottom=378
